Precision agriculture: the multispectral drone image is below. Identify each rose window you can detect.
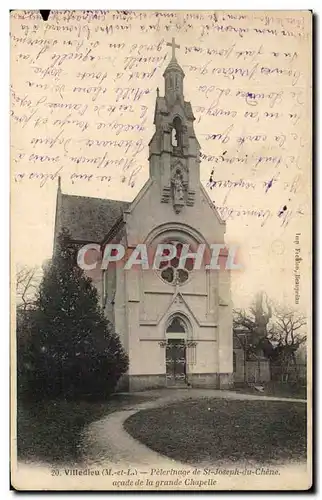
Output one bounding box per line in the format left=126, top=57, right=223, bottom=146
left=159, top=242, right=194, bottom=285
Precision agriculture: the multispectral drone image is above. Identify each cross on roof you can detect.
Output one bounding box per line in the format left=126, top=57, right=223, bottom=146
left=167, top=37, right=180, bottom=60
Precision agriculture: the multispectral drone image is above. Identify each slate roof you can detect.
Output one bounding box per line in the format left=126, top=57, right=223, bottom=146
left=59, top=194, right=129, bottom=242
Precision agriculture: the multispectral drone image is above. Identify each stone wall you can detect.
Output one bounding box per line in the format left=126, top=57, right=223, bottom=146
left=129, top=374, right=167, bottom=392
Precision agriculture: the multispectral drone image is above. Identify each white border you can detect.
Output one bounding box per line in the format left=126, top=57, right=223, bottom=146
left=3, top=2, right=319, bottom=499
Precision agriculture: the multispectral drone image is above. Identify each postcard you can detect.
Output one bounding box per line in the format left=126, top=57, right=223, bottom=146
left=11, top=9, right=312, bottom=491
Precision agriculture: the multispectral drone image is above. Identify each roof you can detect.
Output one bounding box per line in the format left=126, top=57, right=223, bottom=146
left=153, top=97, right=195, bottom=124
left=184, top=101, right=195, bottom=120
left=163, top=57, right=185, bottom=76
left=59, top=194, right=129, bottom=242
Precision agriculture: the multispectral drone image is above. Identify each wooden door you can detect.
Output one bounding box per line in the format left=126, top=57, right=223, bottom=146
left=166, top=339, right=186, bottom=385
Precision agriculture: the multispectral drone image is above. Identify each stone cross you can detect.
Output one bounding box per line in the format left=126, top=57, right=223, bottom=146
left=167, top=37, right=180, bottom=59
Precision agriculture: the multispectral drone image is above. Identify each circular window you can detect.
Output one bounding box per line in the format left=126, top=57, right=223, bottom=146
left=159, top=242, right=194, bottom=285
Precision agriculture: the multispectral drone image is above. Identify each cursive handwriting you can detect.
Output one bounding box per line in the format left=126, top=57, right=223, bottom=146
left=11, top=9, right=311, bottom=235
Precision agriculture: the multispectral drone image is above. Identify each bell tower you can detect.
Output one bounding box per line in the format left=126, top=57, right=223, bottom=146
left=149, top=38, right=201, bottom=214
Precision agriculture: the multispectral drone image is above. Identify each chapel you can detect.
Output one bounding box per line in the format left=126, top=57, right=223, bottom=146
left=53, top=38, right=233, bottom=391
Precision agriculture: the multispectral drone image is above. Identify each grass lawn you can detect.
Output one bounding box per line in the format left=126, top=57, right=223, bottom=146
left=233, top=382, right=307, bottom=400
left=124, top=398, right=307, bottom=466
left=17, top=393, right=152, bottom=466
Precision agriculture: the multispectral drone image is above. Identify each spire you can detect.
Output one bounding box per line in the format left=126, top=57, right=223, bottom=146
left=163, top=37, right=184, bottom=76
left=163, top=37, right=185, bottom=103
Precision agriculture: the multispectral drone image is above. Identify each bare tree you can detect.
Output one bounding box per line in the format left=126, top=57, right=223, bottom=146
left=233, top=292, right=273, bottom=349
left=16, top=265, right=40, bottom=312
left=233, top=292, right=274, bottom=383
left=270, top=306, right=307, bottom=346
left=234, top=295, right=307, bottom=384
left=269, top=306, right=307, bottom=382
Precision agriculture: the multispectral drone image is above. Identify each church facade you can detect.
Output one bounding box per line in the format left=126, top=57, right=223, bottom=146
left=54, top=39, right=233, bottom=392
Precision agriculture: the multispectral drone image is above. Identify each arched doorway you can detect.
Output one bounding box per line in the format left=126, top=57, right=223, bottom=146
left=165, top=315, right=188, bottom=386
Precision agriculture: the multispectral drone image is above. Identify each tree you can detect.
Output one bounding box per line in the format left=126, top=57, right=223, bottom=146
left=16, top=264, right=41, bottom=353
left=268, top=306, right=307, bottom=383
left=233, top=294, right=307, bottom=384
left=21, top=229, right=128, bottom=401
left=233, top=292, right=274, bottom=355
left=16, top=265, right=41, bottom=395
left=233, top=292, right=274, bottom=384
left=16, top=265, right=40, bottom=312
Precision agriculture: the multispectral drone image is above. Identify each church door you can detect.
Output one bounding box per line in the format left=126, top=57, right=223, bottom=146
left=166, top=338, right=186, bottom=386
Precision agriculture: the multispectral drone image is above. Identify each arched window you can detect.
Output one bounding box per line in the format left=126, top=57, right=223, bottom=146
left=166, top=316, right=186, bottom=335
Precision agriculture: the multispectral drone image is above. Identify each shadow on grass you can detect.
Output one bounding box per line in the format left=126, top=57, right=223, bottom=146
left=17, top=393, right=152, bottom=467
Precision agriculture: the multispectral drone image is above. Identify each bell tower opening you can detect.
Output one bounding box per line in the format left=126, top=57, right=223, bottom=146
left=171, top=116, right=183, bottom=149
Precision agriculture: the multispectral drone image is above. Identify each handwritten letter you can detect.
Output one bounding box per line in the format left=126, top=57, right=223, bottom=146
left=10, top=10, right=312, bottom=309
